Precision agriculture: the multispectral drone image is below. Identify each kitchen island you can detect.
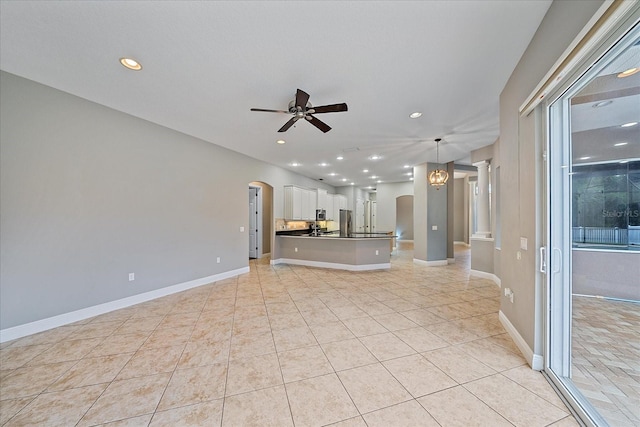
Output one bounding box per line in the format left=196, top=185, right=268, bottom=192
left=273, top=232, right=395, bottom=271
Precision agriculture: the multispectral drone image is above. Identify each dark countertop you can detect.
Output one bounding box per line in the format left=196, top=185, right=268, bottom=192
left=278, top=231, right=395, bottom=239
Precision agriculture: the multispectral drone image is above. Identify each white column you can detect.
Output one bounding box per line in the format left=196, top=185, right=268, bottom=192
left=473, top=160, right=491, bottom=237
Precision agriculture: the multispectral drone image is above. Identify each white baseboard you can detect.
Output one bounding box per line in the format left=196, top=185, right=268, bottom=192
left=271, top=258, right=390, bottom=271
left=413, top=258, right=448, bottom=267
left=0, top=267, right=249, bottom=343
left=469, top=269, right=501, bottom=287
left=499, top=310, right=543, bottom=371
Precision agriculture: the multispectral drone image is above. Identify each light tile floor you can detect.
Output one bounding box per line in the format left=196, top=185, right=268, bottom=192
left=0, top=242, right=577, bottom=426
left=572, top=295, right=640, bottom=426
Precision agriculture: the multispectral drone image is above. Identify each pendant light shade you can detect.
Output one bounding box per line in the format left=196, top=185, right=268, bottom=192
left=428, top=138, right=449, bottom=189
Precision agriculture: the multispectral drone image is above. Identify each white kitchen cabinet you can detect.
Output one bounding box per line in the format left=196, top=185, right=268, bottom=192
left=317, top=188, right=327, bottom=211
left=284, top=185, right=318, bottom=220
left=326, top=194, right=334, bottom=220
left=307, top=189, right=317, bottom=220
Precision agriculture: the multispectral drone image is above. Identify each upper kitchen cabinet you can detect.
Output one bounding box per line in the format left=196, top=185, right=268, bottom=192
left=284, top=185, right=317, bottom=220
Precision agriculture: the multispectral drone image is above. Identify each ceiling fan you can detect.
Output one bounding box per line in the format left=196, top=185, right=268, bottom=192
left=251, top=89, right=348, bottom=133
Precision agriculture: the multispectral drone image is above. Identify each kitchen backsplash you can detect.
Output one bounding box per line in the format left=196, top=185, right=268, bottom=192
left=275, top=219, right=338, bottom=231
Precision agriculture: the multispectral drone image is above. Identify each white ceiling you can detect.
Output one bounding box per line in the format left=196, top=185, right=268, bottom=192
left=0, top=0, right=553, bottom=190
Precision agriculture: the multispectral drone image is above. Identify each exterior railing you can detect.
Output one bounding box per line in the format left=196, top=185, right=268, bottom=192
left=572, top=226, right=640, bottom=246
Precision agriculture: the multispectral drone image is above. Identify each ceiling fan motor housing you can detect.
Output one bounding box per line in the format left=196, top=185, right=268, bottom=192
left=288, top=99, right=312, bottom=115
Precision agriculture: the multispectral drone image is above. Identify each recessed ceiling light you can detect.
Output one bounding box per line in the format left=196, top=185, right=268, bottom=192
left=329, top=172, right=337, bottom=176
left=579, top=156, right=591, bottom=160
left=409, top=112, right=422, bottom=119
left=614, top=142, right=628, bottom=147
left=276, top=139, right=286, bottom=144
left=617, top=67, right=639, bottom=78
left=319, top=162, right=329, bottom=167
left=350, top=182, right=354, bottom=185
left=405, top=172, right=413, bottom=176
left=369, top=155, right=381, bottom=161
left=377, top=180, right=382, bottom=183
left=403, top=165, right=411, bottom=169
left=621, top=122, right=638, bottom=127
left=342, top=178, right=347, bottom=182
left=291, top=162, right=301, bottom=167
left=410, top=177, right=414, bottom=181
left=370, top=175, right=377, bottom=179
left=592, top=100, right=612, bottom=108
left=336, top=156, right=344, bottom=160
left=362, top=169, right=369, bottom=173
left=119, top=57, right=142, bottom=71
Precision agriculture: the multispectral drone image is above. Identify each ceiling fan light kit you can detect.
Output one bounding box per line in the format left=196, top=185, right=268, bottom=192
left=251, top=89, right=348, bottom=133
left=428, top=138, right=449, bottom=190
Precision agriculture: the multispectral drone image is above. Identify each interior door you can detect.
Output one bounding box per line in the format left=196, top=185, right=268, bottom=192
left=249, top=187, right=258, bottom=259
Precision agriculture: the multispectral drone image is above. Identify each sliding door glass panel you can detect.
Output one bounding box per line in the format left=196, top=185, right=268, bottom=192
left=547, top=23, right=640, bottom=427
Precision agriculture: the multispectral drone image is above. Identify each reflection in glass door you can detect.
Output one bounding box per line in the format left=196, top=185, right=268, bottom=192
left=547, top=24, right=640, bottom=427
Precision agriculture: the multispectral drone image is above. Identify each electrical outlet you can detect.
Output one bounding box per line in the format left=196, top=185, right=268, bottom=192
left=295, top=247, right=298, bottom=252
left=375, top=250, right=379, bottom=255
left=516, top=251, right=522, bottom=260
left=128, top=273, right=135, bottom=281
left=432, top=225, right=438, bottom=231
left=504, top=288, right=514, bottom=303
left=240, top=226, right=245, bottom=232
left=216, top=257, right=220, bottom=263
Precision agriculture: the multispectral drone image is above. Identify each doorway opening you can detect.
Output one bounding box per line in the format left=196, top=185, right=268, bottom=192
left=248, top=181, right=274, bottom=260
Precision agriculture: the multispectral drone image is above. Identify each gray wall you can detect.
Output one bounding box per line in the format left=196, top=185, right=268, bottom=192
left=0, top=71, right=336, bottom=329
left=427, top=163, right=448, bottom=262
left=395, top=195, right=414, bottom=240
left=453, top=178, right=466, bottom=242
left=498, top=0, right=605, bottom=352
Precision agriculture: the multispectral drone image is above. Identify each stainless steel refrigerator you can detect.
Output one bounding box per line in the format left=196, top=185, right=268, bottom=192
left=339, top=209, right=352, bottom=237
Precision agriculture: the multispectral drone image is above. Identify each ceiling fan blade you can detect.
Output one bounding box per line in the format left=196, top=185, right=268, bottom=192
left=250, top=108, right=289, bottom=113
left=306, top=115, right=331, bottom=133
left=309, top=103, right=348, bottom=114
left=278, top=117, right=298, bottom=132
left=295, top=89, right=310, bottom=109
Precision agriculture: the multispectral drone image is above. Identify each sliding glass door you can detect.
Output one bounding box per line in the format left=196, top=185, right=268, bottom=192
left=546, top=22, right=639, bottom=427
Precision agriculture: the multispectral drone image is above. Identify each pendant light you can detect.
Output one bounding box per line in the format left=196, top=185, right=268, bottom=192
left=428, top=138, right=449, bottom=189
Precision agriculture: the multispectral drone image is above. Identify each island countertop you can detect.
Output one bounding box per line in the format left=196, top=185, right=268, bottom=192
left=277, top=231, right=395, bottom=240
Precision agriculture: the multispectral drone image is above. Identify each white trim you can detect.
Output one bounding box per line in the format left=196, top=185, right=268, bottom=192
left=271, top=258, right=390, bottom=271
left=469, top=269, right=501, bottom=287
left=0, top=267, right=249, bottom=343
left=454, top=241, right=471, bottom=247
left=413, top=258, right=448, bottom=267
left=447, top=258, right=455, bottom=264
left=499, top=310, right=544, bottom=371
